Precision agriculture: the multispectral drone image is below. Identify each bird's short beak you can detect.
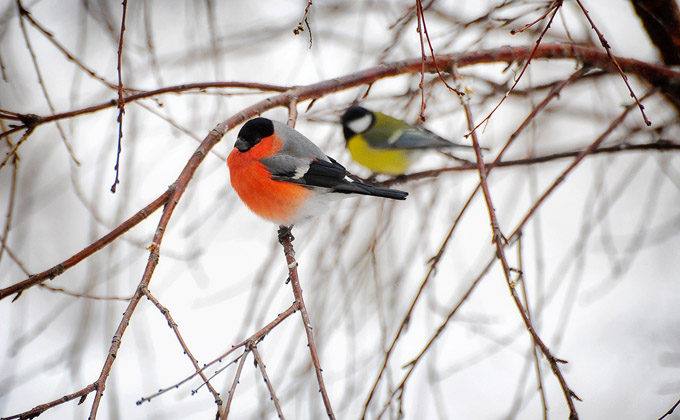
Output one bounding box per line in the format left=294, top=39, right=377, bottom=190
left=234, top=137, right=249, bottom=152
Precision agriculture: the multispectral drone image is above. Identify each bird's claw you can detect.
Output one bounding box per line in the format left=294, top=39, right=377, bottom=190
left=277, top=225, right=295, bottom=243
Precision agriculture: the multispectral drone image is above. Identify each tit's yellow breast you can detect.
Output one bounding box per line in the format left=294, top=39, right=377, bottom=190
left=347, top=135, right=413, bottom=175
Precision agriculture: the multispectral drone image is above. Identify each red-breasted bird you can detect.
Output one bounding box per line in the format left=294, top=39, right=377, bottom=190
left=227, top=117, right=408, bottom=226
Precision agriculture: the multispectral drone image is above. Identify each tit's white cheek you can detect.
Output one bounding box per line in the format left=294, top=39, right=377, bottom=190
left=346, top=114, right=372, bottom=134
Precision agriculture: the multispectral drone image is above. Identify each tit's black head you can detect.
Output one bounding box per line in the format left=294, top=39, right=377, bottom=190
left=234, top=117, right=274, bottom=152
left=340, top=105, right=373, bottom=141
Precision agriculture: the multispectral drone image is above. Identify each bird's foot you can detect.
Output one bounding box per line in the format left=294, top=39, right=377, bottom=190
left=277, top=225, right=295, bottom=244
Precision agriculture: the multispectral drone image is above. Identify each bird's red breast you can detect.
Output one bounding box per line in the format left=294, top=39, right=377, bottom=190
left=227, top=133, right=311, bottom=225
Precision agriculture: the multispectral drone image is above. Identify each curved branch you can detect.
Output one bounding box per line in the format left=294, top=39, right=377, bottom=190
left=2, top=43, right=679, bottom=140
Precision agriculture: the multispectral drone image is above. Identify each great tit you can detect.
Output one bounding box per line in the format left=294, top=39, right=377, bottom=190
left=341, top=105, right=476, bottom=175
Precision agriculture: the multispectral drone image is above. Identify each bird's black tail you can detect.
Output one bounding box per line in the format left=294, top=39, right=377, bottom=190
left=300, top=157, right=408, bottom=200
left=333, top=182, right=408, bottom=200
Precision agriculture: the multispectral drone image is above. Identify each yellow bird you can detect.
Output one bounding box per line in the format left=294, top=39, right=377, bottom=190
left=341, top=105, right=476, bottom=175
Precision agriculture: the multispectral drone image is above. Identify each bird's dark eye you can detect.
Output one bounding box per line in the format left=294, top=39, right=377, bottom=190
left=235, top=117, right=274, bottom=151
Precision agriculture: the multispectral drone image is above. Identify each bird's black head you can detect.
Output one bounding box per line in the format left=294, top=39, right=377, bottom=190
left=341, top=105, right=374, bottom=141
left=234, top=117, right=274, bottom=152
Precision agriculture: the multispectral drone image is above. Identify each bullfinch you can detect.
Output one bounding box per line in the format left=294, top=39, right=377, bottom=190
left=341, top=105, right=477, bottom=175
left=227, top=117, right=408, bottom=226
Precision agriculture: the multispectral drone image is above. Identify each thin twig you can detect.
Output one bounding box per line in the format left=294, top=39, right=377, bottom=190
left=415, top=0, right=428, bottom=119
left=20, top=7, right=118, bottom=89
left=415, top=0, right=463, bottom=97
left=0, top=125, right=34, bottom=171
left=469, top=0, right=562, bottom=134
left=574, top=0, right=651, bottom=126
left=378, top=141, right=680, bottom=186
left=287, top=98, right=299, bottom=128
left=111, top=0, right=128, bottom=193
left=361, top=183, right=481, bottom=418
left=1, top=383, right=97, bottom=420
left=38, top=284, right=133, bottom=301
left=136, top=303, right=298, bottom=407
left=278, top=226, right=336, bottom=420
left=372, top=257, right=495, bottom=419
left=455, top=66, right=580, bottom=419
left=511, top=2, right=561, bottom=35
left=0, top=132, right=19, bottom=264
left=507, top=92, right=655, bottom=243
left=221, top=349, right=249, bottom=420
left=0, top=234, right=31, bottom=276
left=141, top=287, right=223, bottom=407
left=0, top=81, right=290, bottom=141
left=517, top=235, right=549, bottom=420
left=251, top=345, right=286, bottom=420
left=293, top=0, right=313, bottom=48
left=658, top=395, right=680, bottom=420
left=15, top=0, right=79, bottom=165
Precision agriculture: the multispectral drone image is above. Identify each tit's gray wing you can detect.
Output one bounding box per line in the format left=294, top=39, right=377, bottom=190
left=383, top=126, right=472, bottom=150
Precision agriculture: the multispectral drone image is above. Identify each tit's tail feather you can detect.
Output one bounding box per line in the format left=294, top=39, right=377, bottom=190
left=333, top=182, right=408, bottom=200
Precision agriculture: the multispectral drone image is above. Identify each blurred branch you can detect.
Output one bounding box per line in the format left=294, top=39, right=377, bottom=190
left=380, top=141, right=680, bottom=186
left=18, top=2, right=119, bottom=89
left=15, top=0, right=79, bottom=165
left=631, top=0, right=680, bottom=65
left=361, top=179, right=482, bottom=418
left=38, top=284, right=133, bottom=301
left=507, top=92, right=655, bottom=243
left=376, top=258, right=493, bottom=418
left=631, top=0, right=680, bottom=111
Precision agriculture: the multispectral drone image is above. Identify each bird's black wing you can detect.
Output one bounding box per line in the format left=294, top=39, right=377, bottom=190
left=271, top=157, right=407, bottom=200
